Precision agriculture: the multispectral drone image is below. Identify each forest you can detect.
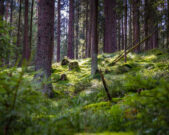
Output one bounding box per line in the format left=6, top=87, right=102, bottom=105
left=0, top=0, right=169, bottom=135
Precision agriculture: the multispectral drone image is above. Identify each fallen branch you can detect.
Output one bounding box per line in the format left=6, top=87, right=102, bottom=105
left=99, top=69, right=112, bottom=101
left=111, top=30, right=157, bottom=65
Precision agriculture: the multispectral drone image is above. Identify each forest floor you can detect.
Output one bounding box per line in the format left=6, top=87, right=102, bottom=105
left=48, top=49, right=169, bottom=135
left=1, top=49, right=169, bottom=135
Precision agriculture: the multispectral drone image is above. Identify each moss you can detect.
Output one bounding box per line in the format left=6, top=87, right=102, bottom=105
left=61, top=58, right=70, bottom=66
left=83, top=102, right=112, bottom=111
left=69, top=61, right=80, bottom=71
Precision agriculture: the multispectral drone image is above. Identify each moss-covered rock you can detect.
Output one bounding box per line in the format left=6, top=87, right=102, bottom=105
left=60, top=74, right=68, bottom=81
left=61, top=58, right=69, bottom=66
left=69, top=61, right=80, bottom=71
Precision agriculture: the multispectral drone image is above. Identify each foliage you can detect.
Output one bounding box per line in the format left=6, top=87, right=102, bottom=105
left=0, top=20, right=16, bottom=65
left=0, top=49, right=169, bottom=134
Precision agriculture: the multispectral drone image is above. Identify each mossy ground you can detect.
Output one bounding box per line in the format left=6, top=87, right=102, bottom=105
left=44, top=49, right=169, bottom=134
left=1, top=49, right=168, bottom=135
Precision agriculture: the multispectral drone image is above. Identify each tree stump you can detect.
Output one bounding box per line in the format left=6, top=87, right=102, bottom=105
left=61, top=58, right=69, bottom=66
left=69, top=62, right=80, bottom=71
left=59, top=74, right=68, bottom=81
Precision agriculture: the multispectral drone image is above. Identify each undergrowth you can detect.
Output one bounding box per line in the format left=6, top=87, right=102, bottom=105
left=0, top=49, right=169, bottom=135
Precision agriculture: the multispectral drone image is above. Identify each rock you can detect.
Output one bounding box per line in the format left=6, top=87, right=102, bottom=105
left=69, top=61, right=80, bottom=71
left=61, top=58, right=69, bottom=66
left=60, top=74, right=68, bottom=81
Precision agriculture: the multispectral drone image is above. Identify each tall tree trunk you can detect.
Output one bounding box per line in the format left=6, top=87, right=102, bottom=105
left=67, top=0, right=74, bottom=59
left=85, top=0, right=89, bottom=57
left=5, top=2, right=10, bottom=21
left=91, top=0, right=98, bottom=75
left=129, top=4, right=132, bottom=45
left=118, top=19, right=121, bottom=51
left=87, top=0, right=92, bottom=57
left=35, top=0, right=55, bottom=97
left=104, top=0, right=116, bottom=53
left=29, top=0, right=34, bottom=60
left=22, top=0, right=30, bottom=61
left=0, top=0, right=5, bottom=21
left=124, top=0, right=127, bottom=62
left=75, top=1, right=80, bottom=59
left=144, top=0, right=149, bottom=50
left=16, top=0, right=22, bottom=60
left=133, top=0, right=140, bottom=53
left=10, top=0, right=13, bottom=27
left=167, top=0, right=169, bottom=48
left=57, top=0, right=61, bottom=62
left=0, top=0, right=5, bottom=65
left=121, top=16, right=124, bottom=50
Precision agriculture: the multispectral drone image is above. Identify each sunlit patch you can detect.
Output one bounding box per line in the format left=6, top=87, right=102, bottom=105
left=142, top=55, right=157, bottom=61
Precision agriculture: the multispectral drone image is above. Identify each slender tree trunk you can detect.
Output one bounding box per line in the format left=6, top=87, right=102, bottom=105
left=91, top=0, right=98, bottom=75
left=22, top=0, right=30, bottom=62
left=17, top=0, right=22, bottom=48
left=129, top=4, right=132, bottom=45
left=0, top=0, right=5, bottom=65
left=104, top=0, right=117, bottom=53
left=124, top=0, right=127, bottom=62
left=167, top=0, right=169, bottom=48
left=144, top=0, right=149, bottom=50
left=87, top=0, right=92, bottom=57
left=118, top=19, right=121, bottom=51
left=5, top=2, right=10, bottom=21
left=10, top=0, right=13, bottom=27
left=35, top=0, right=55, bottom=97
left=57, top=0, right=61, bottom=62
left=16, top=0, right=22, bottom=63
left=133, top=0, right=140, bottom=53
left=75, top=1, right=80, bottom=59
left=121, top=16, right=124, bottom=50
left=29, top=0, right=34, bottom=60
left=0, top=0, right=5, bottom=21
left=67, top=0, right=74, bottom=59
left=85, top=0, right=89, bottom=57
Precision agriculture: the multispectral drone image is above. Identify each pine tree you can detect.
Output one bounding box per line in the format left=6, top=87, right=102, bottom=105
left=35, top=0, right=55, bottom=97
left=22, top=0, right=30, bottom=61
left=104, top=0, right=117, bottom=53
left=67, top=0, right=75, bottom=59
left=57, top=0, right=61, bottom=62
left=91, top=0, right=98, bottom=75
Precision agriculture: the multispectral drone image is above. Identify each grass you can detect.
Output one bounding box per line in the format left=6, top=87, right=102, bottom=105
left=0, top=49, right=169, bottom=135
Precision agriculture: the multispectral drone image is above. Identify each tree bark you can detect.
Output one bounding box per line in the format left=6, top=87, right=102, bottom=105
left=22, top=0, right=30, bottom=62
left=85, top=0, right=89, bottom=58
left=67, top=0, right=74, bottom=59
left=167, top=0, right=169, bottom=48
left=129, top=4, right=132, bottom=46
left=144, top=0, right=149, bottom=50
left=91, top=0, right=98, bottom=75
left=75, top=1, right=80, bottom=59
left=35, top=0, right=55, bottom=97
left=29, top=0, right=34, bottom=59
left=10, top=0, right=13, bottom=27
left=87, top=0, right=92, bottom=57
left=132, top=0, right=140, bottom=53
left=121, top=15, right=124, bottom=50
left=104, top=0, right=117, bottom=53
left=0, top=0, right=5, bottom=21
left=118, top=19, right=121, bottom=51
left=5, top=2, right=10, bottom=21
left=57, top=0, right=61, bottom=62
left=124, top=0, right=127, bottom=62
left=16, top=0, right=22, bottom=48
